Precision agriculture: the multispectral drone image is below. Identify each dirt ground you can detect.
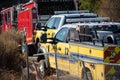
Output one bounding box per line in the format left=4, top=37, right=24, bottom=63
left=28, top=57, right=80, bottom=80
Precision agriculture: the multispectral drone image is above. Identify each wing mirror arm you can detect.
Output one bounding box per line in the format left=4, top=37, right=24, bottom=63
left=41, top=25, right=48, bottom=31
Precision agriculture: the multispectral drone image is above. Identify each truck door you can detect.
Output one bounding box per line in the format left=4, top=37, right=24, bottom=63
left=69, top=28, right=81, bottom=76
left=55, top=27, right=69, bottom=54
left=54, top=27, right=70, bottom=71
left=46, top=17, right=61, bottom=38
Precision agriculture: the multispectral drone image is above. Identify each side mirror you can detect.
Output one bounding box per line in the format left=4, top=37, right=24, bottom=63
left=41, top=26, right=47, bottom=31
left=40, top=33, right=47, bottom=43
left=36, top=23, right=41, bottom=30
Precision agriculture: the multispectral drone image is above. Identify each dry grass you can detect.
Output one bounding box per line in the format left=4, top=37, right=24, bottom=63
left=98, top=0, right=120, bottom=22
left=0, top=29, right=56, bottom=80
left=0, top=29, right=26, bottom=80
left=0, top=69, right=25, bottom=80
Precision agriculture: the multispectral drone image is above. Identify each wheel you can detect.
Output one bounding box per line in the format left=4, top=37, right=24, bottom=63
left=107, top=37, right=114, bottom=44
left=37, top=48, right=45, bottom=62
left=37, top=48, right=50, bottom=76
left=81, top=68, right=93, bottom=80
left=38, top=60, right=46, bottom=77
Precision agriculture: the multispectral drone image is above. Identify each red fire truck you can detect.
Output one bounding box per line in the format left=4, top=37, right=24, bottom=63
left=17, top=1, right=37, bottom=44
left=0, top=0, right=78, bottom=55
left=0, top=1, right=37, bottom=44
left=0, top=1, right=38, bottom=55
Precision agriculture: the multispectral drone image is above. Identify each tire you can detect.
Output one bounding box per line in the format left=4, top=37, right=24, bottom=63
left=37, top=48, right=50, bottom=76
left=81, top=68, right=92, bottom=80
left=38, top=60, right=46, bottom=77
left=37, top=48, right=45, bottom=62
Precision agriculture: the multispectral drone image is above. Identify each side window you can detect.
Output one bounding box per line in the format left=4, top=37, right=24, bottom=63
left=53, top=17, right=61, bottom=29
left=46, top=17, right=55, bottom=28
left=13, top=10, right=17, bottom=23
left=108, top=25, right=118, bottom=32
left=69, top=28, right=79, bottom=42
left=7, top=12, right=11, bottom=24
left=55, top=27, right=68, bottom=42
left=5, top=13, right=7, bottom=23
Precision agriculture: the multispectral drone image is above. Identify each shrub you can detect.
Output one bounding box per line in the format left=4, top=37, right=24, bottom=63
left=0, top=29, right=26, bottom=80
left=79, top=0, right=100, bottom=13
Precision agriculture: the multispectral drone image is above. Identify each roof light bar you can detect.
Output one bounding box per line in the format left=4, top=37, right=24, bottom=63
left=54, top=10, right=89, bottom=14
left=66, top=17, right=110, bottom=23
left=79, top=13, right=98, bottom=17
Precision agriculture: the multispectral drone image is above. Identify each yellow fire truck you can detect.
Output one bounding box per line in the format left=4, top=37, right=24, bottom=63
left=35, top=22, right=120, bottom=80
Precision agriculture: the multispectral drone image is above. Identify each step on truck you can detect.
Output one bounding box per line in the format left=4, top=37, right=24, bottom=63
left=34, top=22, right=120, bottom=80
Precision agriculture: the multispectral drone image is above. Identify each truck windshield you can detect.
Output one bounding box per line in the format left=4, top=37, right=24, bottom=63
left=104, top=25, right=120, bottom=33
left=38, top=0, right=76, bottom=15
left=46, top=17, right=61, bottom=29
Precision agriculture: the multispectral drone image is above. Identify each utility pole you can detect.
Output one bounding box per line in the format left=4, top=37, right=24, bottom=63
left=75, top=0, right=81, bottom=10
left=23, top=28, right=29, bottom=80
left=53, top=44, right=59, bottom=80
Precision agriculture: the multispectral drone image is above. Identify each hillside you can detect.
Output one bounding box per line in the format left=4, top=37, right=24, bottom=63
left=98, top=0, right=120, bottom=22
left=79, top=0, right=120, bottom=22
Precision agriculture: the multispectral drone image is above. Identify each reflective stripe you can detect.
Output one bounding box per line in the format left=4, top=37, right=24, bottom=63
left=27, top=37, right=32, bottom=41
left=104, top=46, right=120, bottom=76
left=70, top=52, right=103, bottom=62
